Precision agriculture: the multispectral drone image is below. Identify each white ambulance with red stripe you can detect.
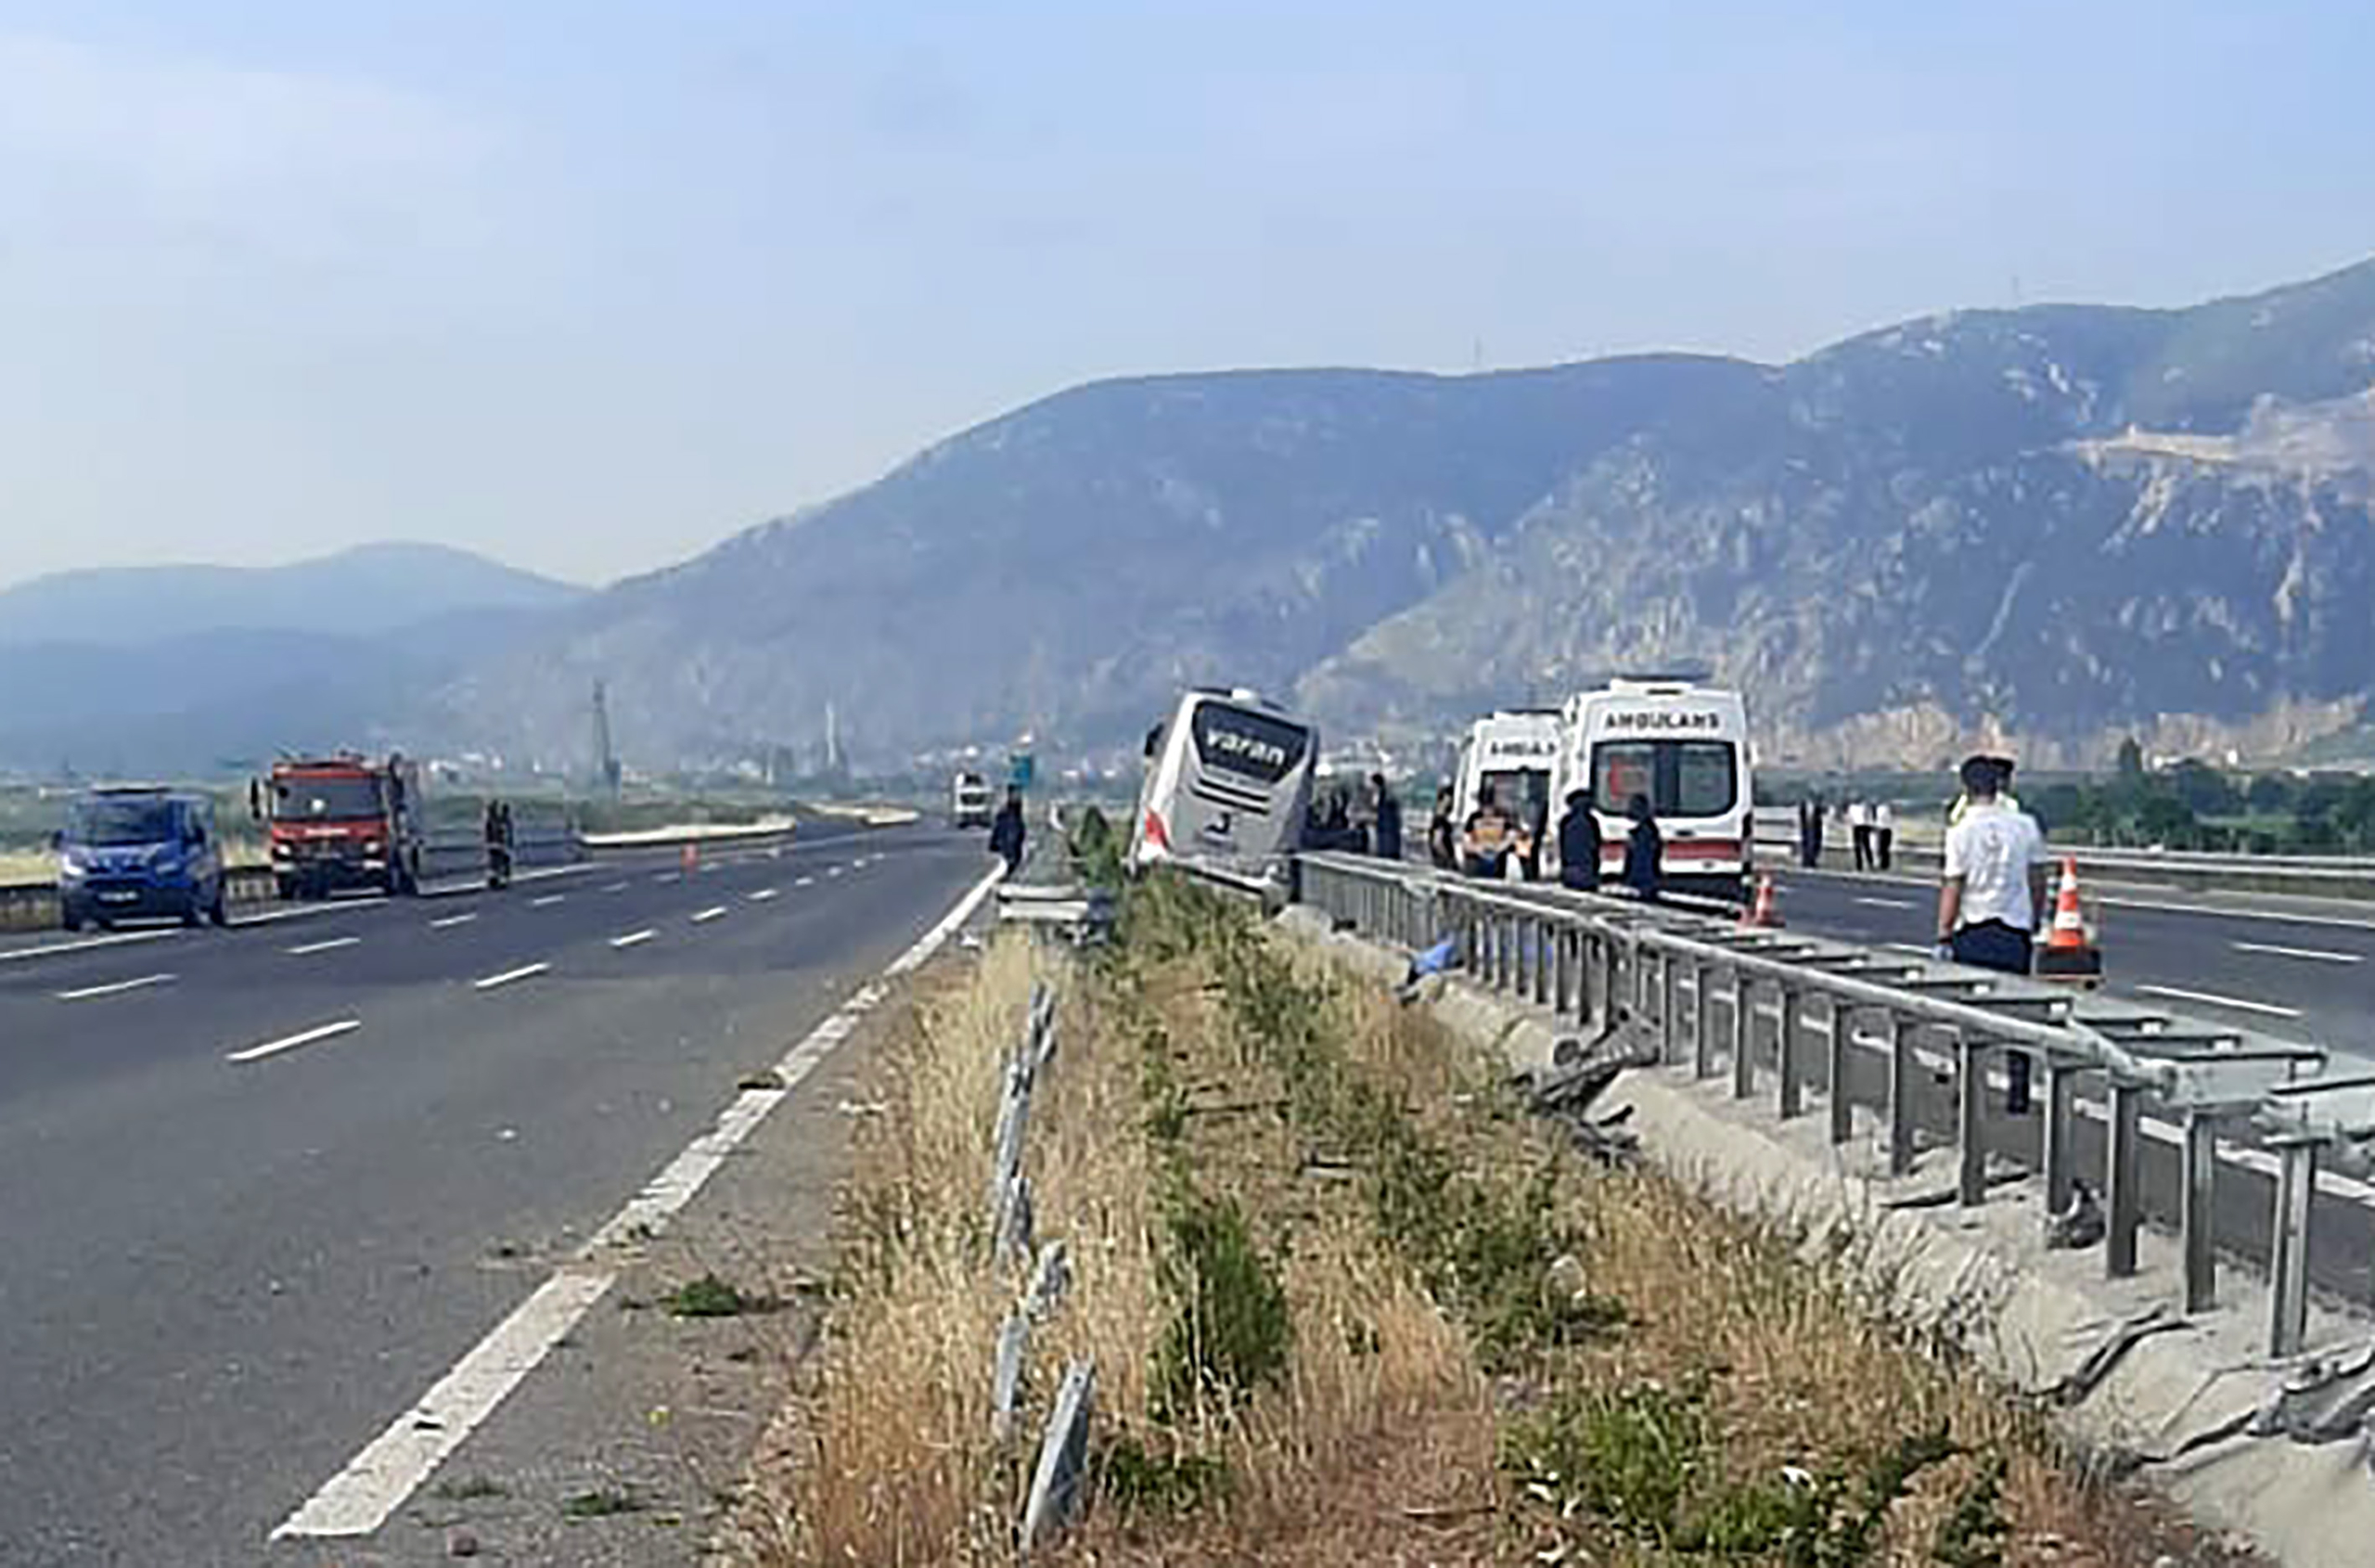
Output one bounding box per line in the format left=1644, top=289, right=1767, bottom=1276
left=1546, top=676, right=1753, bottom=903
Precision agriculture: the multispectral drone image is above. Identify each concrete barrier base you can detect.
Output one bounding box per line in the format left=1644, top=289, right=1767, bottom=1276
left=1277, top=906, right=2375, bottom=1568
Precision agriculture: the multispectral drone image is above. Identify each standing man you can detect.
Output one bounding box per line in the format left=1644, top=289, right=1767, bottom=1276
left=1623, top=793, right=1662, bottom=902
left=1557, top=789, right=1601, bottom=892
left=1848, top=798, right=1872, bottom=871
left=1427, top=786, right=1457, bottom=870
left=1369, top=774, right=1403, bottom=863
left=1874, top=799, right=1896, bottom=871
left=989, top=786, right=1028, bottom=876
left=1935, top=756, right=2049, bottom=975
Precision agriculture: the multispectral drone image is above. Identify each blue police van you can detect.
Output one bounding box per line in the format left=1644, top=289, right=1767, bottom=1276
left=55, top=786, right=228, bottom=932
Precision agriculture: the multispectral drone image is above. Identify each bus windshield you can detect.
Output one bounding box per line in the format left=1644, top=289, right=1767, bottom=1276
left=1189, top=702, right=1312, bottom=785
left=1592, top=741, right=1738, bottom=817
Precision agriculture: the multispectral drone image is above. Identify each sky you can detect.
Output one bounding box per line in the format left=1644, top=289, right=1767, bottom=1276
left=0, top=1, right=2370, bottom=591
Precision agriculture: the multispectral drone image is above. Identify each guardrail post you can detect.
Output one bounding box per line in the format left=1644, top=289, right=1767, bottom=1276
left=1777, top=987, right=1804, bottom=1121
left=2043, top=1058, right=2079, bottom=1216
left=2105, top=1078, right=2143, bottom=1279
left=2181, top=1111, right=2217, bottom=1313
left=1827, top=1003, right=1854, bottom=1148
left=1957, top=1033, right=1987, bottom=1206
left=1534, top=919, right=1552, bottom=1007
left=2268, top=1137, right=2317, bottom=1358
left=1662, top=952, right=1684, bottom=1066
left=1693, top=962, right=1718, bottom=1080
left=1885, top=1012, right=1916, bottom=1177
left=1729, top=975, right=1754, bottom=1100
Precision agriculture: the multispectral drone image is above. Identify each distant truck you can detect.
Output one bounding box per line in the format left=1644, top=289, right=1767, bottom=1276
left=255, top=752, right=426, bottom=899
left=55, top=785, right=227, bottom=932
left=952, top=770, right=994, bottom=829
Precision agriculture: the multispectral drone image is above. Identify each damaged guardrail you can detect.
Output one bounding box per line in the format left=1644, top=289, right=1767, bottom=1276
left=1294, top=851, right=2375, bottom=1361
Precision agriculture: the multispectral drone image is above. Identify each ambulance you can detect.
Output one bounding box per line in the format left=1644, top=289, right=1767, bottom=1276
left=1450, top=709, right=1562, bottom=873
left=1546, top=677, right=1753, bottom=902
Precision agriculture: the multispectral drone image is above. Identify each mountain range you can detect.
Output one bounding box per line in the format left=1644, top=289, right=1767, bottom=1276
left=14, top=260, right=2375, bottom=776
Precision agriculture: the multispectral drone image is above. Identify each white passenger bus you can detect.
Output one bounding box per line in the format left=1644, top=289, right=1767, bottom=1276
left=1546, top=677, right=1754, bottom=902
left=1451, top=708, right=1562, bottom=873
left=1130, top=687, right=1319, bottom=878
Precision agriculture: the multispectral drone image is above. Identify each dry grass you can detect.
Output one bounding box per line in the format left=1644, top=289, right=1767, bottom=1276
left=743, top=880, right=2256, bottom=1567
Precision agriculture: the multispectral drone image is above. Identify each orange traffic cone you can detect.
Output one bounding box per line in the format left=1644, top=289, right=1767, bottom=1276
left=1739, top=872, right=1784, bottom=929
left=2034, top=855, right=2101, bottom=983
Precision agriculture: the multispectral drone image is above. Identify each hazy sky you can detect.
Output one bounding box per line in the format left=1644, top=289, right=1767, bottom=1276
left=1, top=1, right=2369, bottom=591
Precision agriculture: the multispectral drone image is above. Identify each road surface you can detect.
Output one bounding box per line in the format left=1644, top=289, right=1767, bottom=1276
left=0, top=825, right=990, bottom=1566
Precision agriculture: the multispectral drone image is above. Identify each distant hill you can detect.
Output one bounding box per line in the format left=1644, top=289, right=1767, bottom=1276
left=0, top=546, right=583, bottom=772
left=0, top=543, right=584, bottom=648
left=428, top=255, right=2375, bottom=771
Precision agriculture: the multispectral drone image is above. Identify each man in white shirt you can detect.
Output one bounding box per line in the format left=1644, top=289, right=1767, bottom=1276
left=1873, top=800, right=1895, bottom=871
left=1935, top=756, right=2050, bottom=974
left=1847, top=799, right=1872, bottom=870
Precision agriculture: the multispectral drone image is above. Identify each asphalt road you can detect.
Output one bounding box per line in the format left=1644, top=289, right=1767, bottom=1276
left=0, top=825, right=991, bottom=1567
left=1769, top=864, right=2375, bottom=1056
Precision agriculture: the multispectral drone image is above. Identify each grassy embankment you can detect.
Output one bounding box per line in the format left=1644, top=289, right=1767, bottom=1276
left=746, top=874, right=2244, bottom=1564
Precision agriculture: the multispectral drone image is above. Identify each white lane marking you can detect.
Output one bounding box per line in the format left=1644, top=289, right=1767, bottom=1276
left=1883, top=943, right=1934, bottom=957
left=269, top=1270, right=615, bottom=1541
left=2232, top=940, right=2363, bottom=965
left=1855, top=895, right=1917, bottom=910
left=285, top=936, right=361, bottom=957
left=430, top=913, right=479, bottom=931
left=601, top=880, right=631, bottom=894
left=529, top=894, right=567, bottom=908
left=691, top=906, right=729, bottom=925
left=228, top=1019, right=362, bottom=1064
left=796, top=875, right=815, bottom=888
left=746, top=889, right=779, bottom=904
left=653, top=872, right=680, bottom=885
left=610, top=929, right=657, bottom=950
left=827, top=866, right=844, bottom=879
left=273, top=864, right=1006, bottom=1543
left=0, top=929, right=176, bottom=964
left=2132, top=983, right=2303, bottom=1020
left=56, top=972, right=175, bottom=1002
left=473, top=962, right=551, bottom=992
left=234, top=897, right=388, bottom=928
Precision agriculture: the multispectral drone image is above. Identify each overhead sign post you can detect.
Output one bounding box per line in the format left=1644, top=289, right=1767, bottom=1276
left=1009, top=752, right=1035, bottom=792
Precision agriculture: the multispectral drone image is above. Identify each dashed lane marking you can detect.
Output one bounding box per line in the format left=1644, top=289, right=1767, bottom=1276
left=472, top=962, right=551, bottom=992
left=429, top=913, right=478, bottom=931
left=2232, top=940, right=2362, bottom=965
left=691, top=906, right=729, bottom=925
left=610, top=929, right=657, bottom=950
left=56, top=972, right=175, bottom=1002
left=227, top=1019, right=363, bottom=1064
left=285, top=936, right=361, bottom=957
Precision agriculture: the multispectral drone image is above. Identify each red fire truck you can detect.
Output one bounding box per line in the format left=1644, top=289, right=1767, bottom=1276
left=254, top=752, right=427, bottom=899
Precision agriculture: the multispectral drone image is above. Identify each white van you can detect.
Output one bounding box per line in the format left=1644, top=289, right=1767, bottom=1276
left=1451, top=709, right=1562, bottom=874
left=1129, top=687, right=1319, bottom=878
left=1547, top=677, right=1753, bottom=901
left=951, top=771, right=993, bottom=829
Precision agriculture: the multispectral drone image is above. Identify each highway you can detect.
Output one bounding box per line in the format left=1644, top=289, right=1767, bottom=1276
left=0, top=823, right=991, bottom=1566
left=1771, top=865, right=2375, bottom=1055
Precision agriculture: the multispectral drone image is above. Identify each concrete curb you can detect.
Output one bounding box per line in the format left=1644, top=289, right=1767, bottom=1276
left=1277, top=906, right=2375, bottom=1568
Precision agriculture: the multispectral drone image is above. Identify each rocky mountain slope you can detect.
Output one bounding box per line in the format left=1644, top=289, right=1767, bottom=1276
left=444, top=259, right=2375, bottom=770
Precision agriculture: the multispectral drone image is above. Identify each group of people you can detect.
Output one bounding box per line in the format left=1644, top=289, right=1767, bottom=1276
left=1792, top=795, right=1896, bottom=870
left=1422, top=782, right=1664, bottom=900
left=1303, top=775, right=1404, bottom=860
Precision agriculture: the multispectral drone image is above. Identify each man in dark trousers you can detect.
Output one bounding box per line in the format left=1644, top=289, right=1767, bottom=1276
left=1623, top=793, right=1662, bottom=902
left=1557, top=789, right=1601, bottom=892
left=1427, top=786, right=1457, bottom=869
left=1368, top=774, right=1403, bottom=862
left=989, top=787, right=1027, bottom=875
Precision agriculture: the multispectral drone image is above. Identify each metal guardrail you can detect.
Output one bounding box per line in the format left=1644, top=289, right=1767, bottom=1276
left=1293, top=851, right=2375, bottom=1357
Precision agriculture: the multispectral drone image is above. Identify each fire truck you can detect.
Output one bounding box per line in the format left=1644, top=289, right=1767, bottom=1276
left=254, top=752, right=427, bottom=899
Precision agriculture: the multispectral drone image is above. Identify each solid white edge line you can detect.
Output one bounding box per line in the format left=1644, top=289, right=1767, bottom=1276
left=56, top=972, right=176, bottom=1002
left=285, top=936, right=362, bottom=957
left=429, top=913, right=479, bottom=930
left=610, top=929, right=657, bottom=950
left=691, top=906, right=728, bottom=924
left=2231, top=939, right=2363, bottom=965
left=269, top=864, right=1006, bottom=1542
left=227, top=1019, right=362, bottom=1064
left=472, top=962, right=551, bottom=992
left=2131, top=982, right=2303, bottom=1019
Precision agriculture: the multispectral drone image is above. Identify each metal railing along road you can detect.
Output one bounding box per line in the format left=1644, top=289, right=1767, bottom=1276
left=1293, top=851, right=2375, bottom=1357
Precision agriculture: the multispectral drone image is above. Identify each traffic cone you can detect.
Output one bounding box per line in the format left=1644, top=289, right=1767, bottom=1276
left=1739, top=872, right=1784, bottom=929
left=2034, top=855, right=2101, bottom=983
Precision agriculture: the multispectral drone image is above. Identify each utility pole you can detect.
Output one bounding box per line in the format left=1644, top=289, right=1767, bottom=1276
left=591, top=680, right=621, bottom=799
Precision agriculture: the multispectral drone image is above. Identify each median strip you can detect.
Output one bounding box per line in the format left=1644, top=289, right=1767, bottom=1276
left=285, top=936, right=361, bottom=957
left=55, top=972, right=175, bottom=1002
left=227, top=1019, right=363, bottom=1064
left=473, top=962, right=552, bottom=992
left=610, top=929, right=658, bottom=950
